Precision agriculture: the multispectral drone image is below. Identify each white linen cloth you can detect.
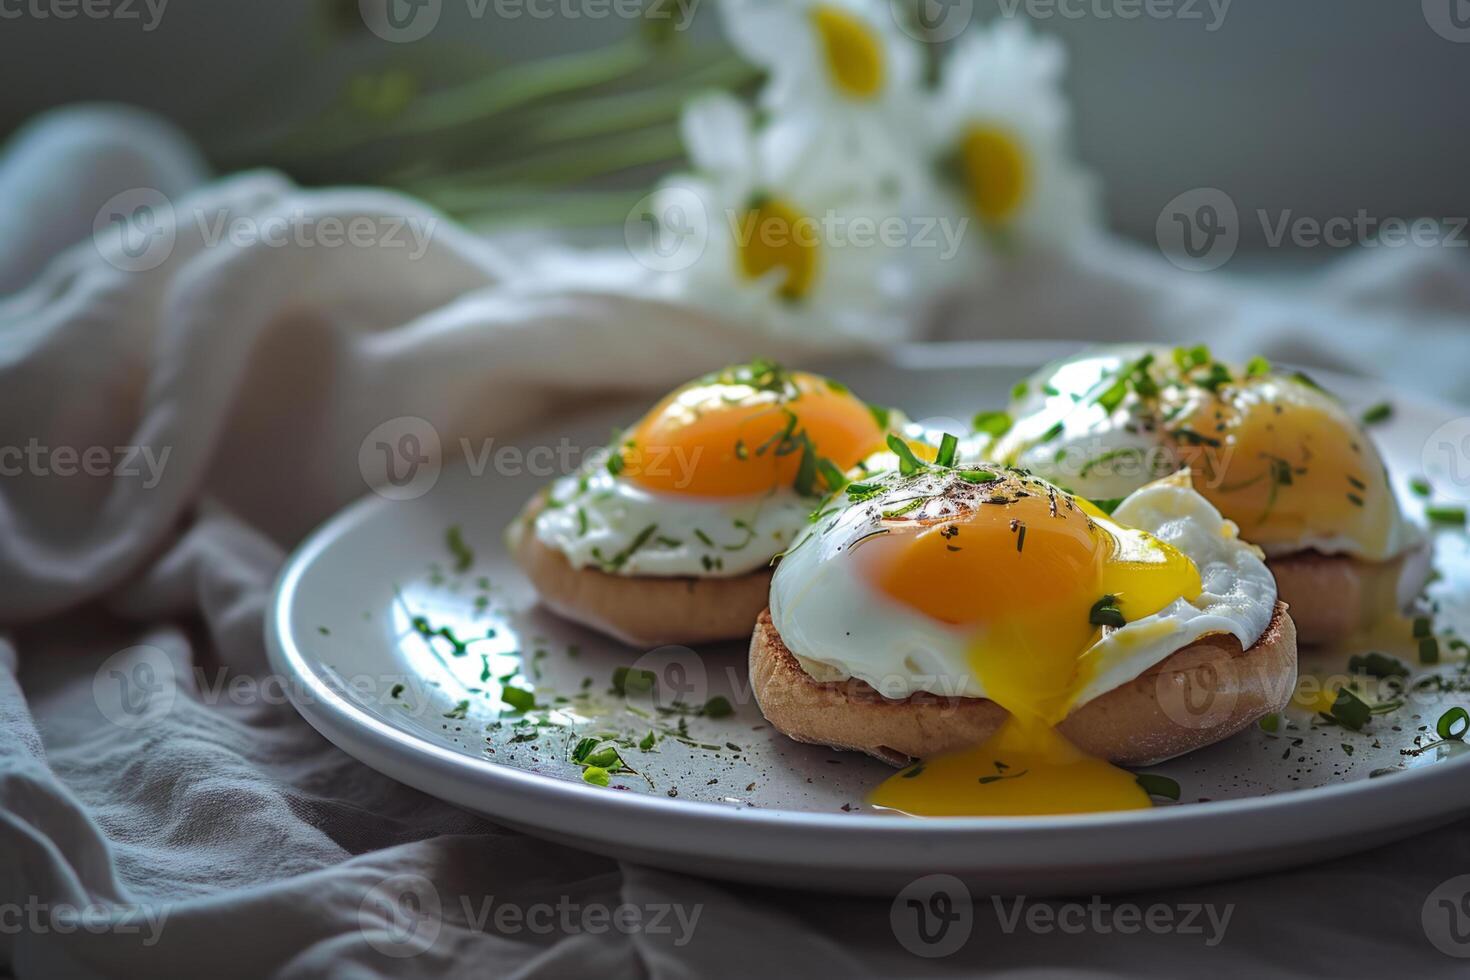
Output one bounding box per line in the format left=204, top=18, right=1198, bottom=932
left=2, top=104, right=1469, bottom=978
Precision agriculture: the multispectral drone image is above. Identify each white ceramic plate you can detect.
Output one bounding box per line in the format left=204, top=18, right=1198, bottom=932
left=267, top=341, right=1470, bottom=895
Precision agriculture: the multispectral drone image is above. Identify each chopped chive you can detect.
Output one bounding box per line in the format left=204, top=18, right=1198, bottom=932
left=701, top=696, right=734, bottom=718
left=1326, top=688, right=1372, bottom=731
left=886, top=433, right=926, bottom=477
left=500, top=686, right=536, bottom=713
left=1421, top=637, right=1441, bottom=665
left=1437, top=706, right=1469, bottom=741
left=639, top=730, right=657, bottom=751
left=445, top=525, right=474, bottom=572
left=582, top=766, right=611, bottom=787
left=1010, top=381, right=1029, bottom=401
left=958, top=469, right=998, bottom=484
left=1410, top=476, right=1432, bottom=498
left=611, top=666, right=657, bottom=697
left=972, top=410, right=1013, bottom=438
left=1245, top=355, right=1271, bottom=377
left=1348, top=652, right=1409, bottom=679
left=1258, top=713, right=1280, bottom=733
left=1088, top=595, right=1126, bottom=628
left=1426, top=505, right=1467, bottom=526
left=1135, top=774, right=1181, bottom=801
left=935, top=432, right=959, bottom=468
left=1360, top=402, right=1393, bottom=425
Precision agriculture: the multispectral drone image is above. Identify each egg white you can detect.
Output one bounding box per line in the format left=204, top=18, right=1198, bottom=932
left=531, top=466, right=811, bottom=577
left=769, top=471, right=1277, bottom=706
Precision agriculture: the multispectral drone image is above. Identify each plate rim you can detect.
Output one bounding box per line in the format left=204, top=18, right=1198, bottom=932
left=265, top=340, right=1470, bottom=862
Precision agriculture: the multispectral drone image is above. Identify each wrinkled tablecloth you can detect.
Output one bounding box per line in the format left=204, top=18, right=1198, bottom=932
left=3, top=105, right=1470, bottom=978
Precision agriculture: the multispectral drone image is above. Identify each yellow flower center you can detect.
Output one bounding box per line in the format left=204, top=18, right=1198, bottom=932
left=811, top=5, right=885, bottom=99
left=960, top=124, right=1030, bottom=225
left=735, top=197, right=821, bottom=302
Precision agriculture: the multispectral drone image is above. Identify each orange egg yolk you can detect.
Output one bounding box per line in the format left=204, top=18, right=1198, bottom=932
left=863, top=490, right=1202, bottom=816
left=620, top=369, right=887, bottom=498
left=1175, top=377, right=1398, bottom=559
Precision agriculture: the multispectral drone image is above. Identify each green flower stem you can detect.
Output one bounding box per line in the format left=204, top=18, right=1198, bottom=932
left=284, top=39, right=654, bottom=158
left=400, top=38, right=653, bottom=135
left=435, top=188, right=647, bottom=227
left=402, top=123, right=684, bottom=192
left=516, top=55, right=755, bottom=144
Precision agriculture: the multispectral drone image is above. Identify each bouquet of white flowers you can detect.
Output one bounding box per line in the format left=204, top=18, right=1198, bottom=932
left=259, top=1, right=1098, bottom=347
left=634, top=4, right=1098, bottom=343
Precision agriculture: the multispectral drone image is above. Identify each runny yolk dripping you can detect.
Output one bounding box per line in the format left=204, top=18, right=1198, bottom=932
left=864, top=488, right=1202, bottom=816
left=620, top=369, right=887, bottom=498
left=1174, top=377, right=1398, bottom=560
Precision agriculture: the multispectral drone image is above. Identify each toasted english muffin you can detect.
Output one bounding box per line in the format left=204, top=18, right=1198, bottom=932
left=510, top=495, right=770, bottom=647
left=749, top=603, right=1297, bottom=767
left=1266, top=544, right=1432, bottom=646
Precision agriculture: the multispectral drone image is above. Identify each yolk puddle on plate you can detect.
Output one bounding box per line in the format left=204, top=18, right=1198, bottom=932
left=865, top=490, right=1200, bottom=817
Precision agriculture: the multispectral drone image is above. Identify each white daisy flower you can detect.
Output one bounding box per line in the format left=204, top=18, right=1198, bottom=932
left=719, top=0, right=926, bottom=197
left=931, top=20, right=1100, bottom=251
left=641, top=92, right=956, bottom=345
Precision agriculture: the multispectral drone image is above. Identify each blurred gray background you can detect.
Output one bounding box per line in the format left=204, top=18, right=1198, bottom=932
left=0, top=0, right=1465, bottom=250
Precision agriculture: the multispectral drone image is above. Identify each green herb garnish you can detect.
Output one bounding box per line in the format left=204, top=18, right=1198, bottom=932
left=500, top=686, right=536, bottom=713
left=1426, top=505, right=1467, bottom=526
left=1437, top=706, right=1470, bottom=741
left=1136, top=773, right=1181, bottom=801
left=1089, top=595, right=1126, bottom=628
left=701, top=695, right=734, bottom=718
left=935, top=432, right=959, bottom=468
left=886, top=433, right=926, bottom=477
left=1360, top=402, right=1393, bottom=425
left=972, top=411, right=1013, bottom=438
left=611, top=666, right=657, bottom=697
left=1325, top=688, right=1372, bottom=731
left=1348, top=652, right=1409, bottom=679
left=446, top=524, right=474, bottom=572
